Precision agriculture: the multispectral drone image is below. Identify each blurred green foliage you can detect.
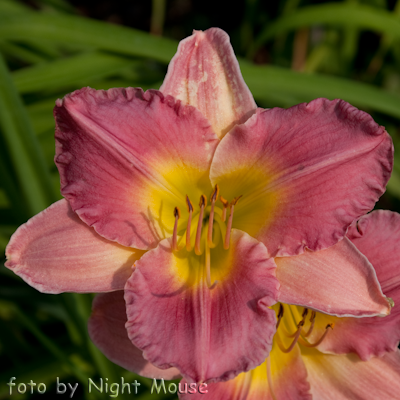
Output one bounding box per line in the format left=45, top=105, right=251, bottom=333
left=1, top=0, right=400, bottom=398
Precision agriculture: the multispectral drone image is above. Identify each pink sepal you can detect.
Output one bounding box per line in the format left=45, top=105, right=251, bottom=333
left=276, top=237, right=391, bottom=317
left=5, top=199, right=141, bottom=294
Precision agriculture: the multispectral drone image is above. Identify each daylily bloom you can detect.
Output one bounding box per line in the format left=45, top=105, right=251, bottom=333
left=5, top=28, right=394, bottom=384
left=90, top=211, right=400, bottom=399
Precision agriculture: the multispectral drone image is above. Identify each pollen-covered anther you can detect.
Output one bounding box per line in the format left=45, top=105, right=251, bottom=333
left=223, top=195, right=242, bottom=250
left=276, top=303, right=284, bottom=329
left=207, top=185, right=219, bottom=247
left=219, top=196, right=229, bottom=222
left=172, top=207, right=181, bottom=251
left=298, top=322, right=334, bottom=348
left=195, top=195, right=207, bottom=255
left=186, top=195, right=194, bottom=251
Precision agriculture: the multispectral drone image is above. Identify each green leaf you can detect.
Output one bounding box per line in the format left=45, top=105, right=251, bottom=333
left=12, top=51, right=142, bottom=94
left=0, top=13, right=177, bottom=63
left=0, top=53, right=56, bottom=214
left=240, top=62, right=400, bottom=119
left=250, top=3, right=400, bottom=57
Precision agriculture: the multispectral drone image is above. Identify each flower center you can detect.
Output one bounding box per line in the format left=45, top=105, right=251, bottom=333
left=171, top=184, right=242, bottom=288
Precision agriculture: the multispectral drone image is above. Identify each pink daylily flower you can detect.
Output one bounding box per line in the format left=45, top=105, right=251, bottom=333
left=5, top=28, right=394, bottom=384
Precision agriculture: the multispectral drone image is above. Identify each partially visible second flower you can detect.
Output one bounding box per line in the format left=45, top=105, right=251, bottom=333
left=177, top=211, right=400, bottom=399
left=5, top=28, right=394, bottom=384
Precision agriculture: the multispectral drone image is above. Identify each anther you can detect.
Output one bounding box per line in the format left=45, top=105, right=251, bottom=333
left=195, top=195, right=207, bottom=255
left=207, top=185, right=219, bottom=247
left=276, top=303, right=284, bottom=329
left=298, top=323, right=334, bottom=348
left=220, top=196, right=229, bottom=222
left=186, top=195, right=194, bottom=251
left=172, top=207, right=180, bottom=251
left=223, top=195, right=242, bottom=250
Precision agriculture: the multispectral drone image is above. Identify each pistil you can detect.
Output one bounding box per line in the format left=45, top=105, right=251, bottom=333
left=172, top=207, right=180, bottom=251
left=186, top=195, right=194, bottom=251
left=224, top=196, right=242, bottom=250
left=207, top=185, right=219, bottom=247
left=195, top=195, right=207, bottom=255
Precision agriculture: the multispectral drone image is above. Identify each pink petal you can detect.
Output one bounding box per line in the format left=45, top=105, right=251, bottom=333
left=309, top=210, right=400, bottom=360
left=55, top=87, right=219, bottom=250
left=88, top=291, right=180, bottom=379
left=303, top=349, right=400, bottom=400
left=5, top=199, right=142, bottom=294
left=276, top=237, right=391, bottom=317
left=179, top=343, right=311, bottom=399
left=160, top=28, right=256, bottom=139
left=124, top=230, right=279, bottom=383
left=210, top=99, right=393, bottom=257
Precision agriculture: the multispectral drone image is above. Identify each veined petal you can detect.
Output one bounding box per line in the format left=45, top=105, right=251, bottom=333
left=178, top=343, right=311, bottom=400
left=303, top=348, right=400, bottom=400
left=210, top=99, right=393, bottom=257
left=88, top=291, right=180, bottom=379
left=125, top=229, right=279, bottom=383
left=276, top=237, right=391, bottom=317
left=55, top=88, right=219, bottom=250
left=5, top=199, right=141, bottom=294
left=308, top=211, right=400, bottom=360
left=160, top=28, right=256, bottom=139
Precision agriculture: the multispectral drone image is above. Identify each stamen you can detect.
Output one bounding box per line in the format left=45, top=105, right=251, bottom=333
left=266, top=357, right=278, bottom=400
left=223, top=195, right=242, bottom=250
left=276, top=303, right=284, bottom=329
left=298, top=323, right=334, bottom=348
left=207, top=185, right=219, bottom=247
left=303, top=310, right=316, bottom=337
left=275, top=320, right=304, bottom=353
left=186, top=195, right=194, bottom=251
left=220, top=196, right=229, bottom=222
left=283, top=307, right=308, bottom=338
left=195, top=195, right=207, bottom=255
left=172, top=207, right=180, bottom=251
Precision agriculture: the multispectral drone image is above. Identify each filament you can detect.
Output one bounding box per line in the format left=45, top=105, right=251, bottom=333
left=303, top=310, right=316, bottom=337
left=298, top=324, right=334, bottom=348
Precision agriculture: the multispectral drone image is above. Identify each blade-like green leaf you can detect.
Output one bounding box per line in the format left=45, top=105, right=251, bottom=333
left=0, top=13, right=177, bottom=63
left=12, top=51, right=141, bottom=94
left=250, top=3, right=400, bottom=57
left=240, top=62, right=400, bottom=119
left=0, top=54, right=56, bottom=214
